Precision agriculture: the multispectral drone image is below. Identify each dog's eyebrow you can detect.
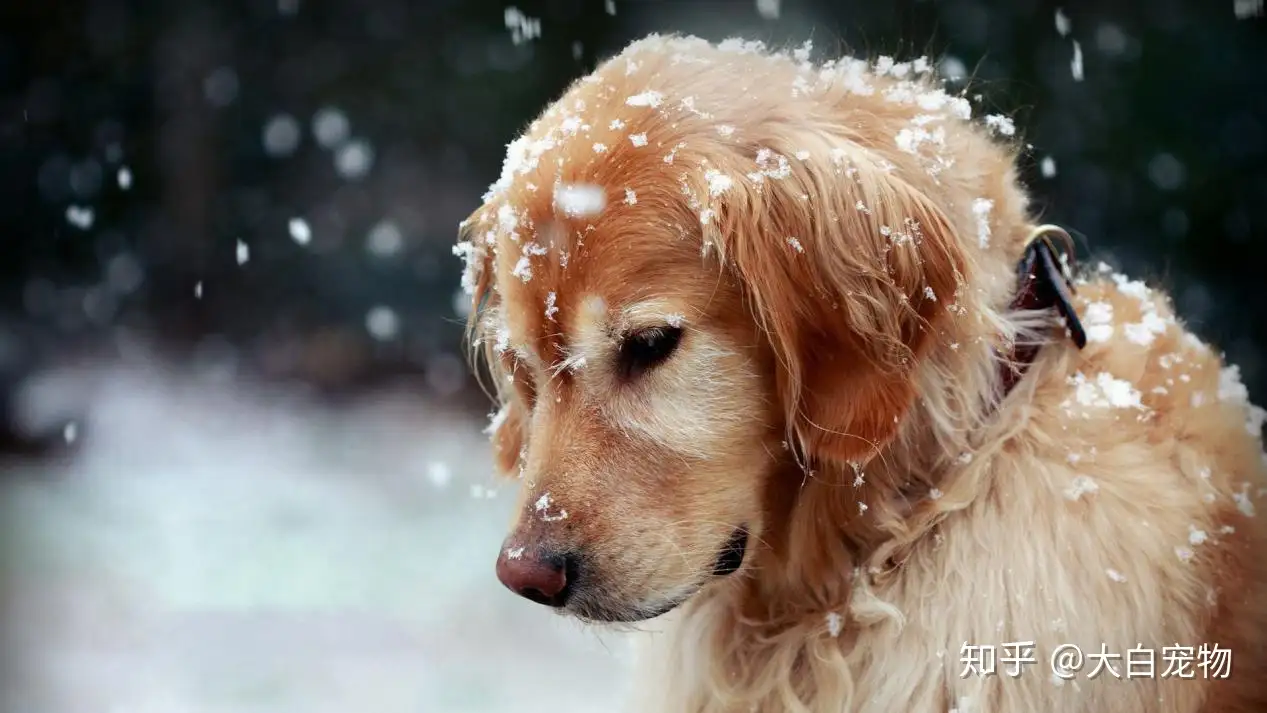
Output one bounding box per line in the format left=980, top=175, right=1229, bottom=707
left=619, top=300, right=690, bottom=331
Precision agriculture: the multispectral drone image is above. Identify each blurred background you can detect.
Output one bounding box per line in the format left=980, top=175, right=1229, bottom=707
left=0, top=0, right=1264, bottom=710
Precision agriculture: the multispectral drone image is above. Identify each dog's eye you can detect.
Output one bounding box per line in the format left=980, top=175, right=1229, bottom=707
left=617, top=326, right=683, bottom=380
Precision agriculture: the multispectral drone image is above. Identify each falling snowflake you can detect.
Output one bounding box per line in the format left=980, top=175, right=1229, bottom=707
left=365, top=305, right=400, bottom=340
left=334, top=138, right=374, bottom=179
left=427, top=462, right=452, bottom=488
left=1055, top=8, right=1072, bottom=36
left=288, top=217, right=312, bottom=245
left=236, top=240, right=250, bottom=265
left=311, top=106, right=350, bottom=149
left=65, top=205, right=95, bottom=230
left=1234, top=0, right=1264, bottom=18
left=504, top=7, right=541, bottom=45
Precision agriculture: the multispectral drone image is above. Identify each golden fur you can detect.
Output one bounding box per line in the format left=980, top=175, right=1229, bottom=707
left=455, top=35, right=1267, bottom=712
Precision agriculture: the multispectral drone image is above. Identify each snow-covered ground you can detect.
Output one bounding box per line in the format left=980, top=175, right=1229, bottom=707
left=0, top=359, right=632, bottom=713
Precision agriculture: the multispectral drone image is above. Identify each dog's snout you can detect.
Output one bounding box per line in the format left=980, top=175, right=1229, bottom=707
left=495, top=547, right=576, bottom=608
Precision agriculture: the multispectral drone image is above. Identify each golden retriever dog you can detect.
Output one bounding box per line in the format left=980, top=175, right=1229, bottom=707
left=454, top=35, right=1267, bottom=712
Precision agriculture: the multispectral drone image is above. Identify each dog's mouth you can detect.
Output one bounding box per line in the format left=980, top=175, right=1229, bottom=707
left=571, top=525, right=750, bottom=624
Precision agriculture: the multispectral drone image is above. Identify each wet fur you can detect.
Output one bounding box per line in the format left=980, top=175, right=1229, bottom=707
left=457, top=35, right=1267, bottom=712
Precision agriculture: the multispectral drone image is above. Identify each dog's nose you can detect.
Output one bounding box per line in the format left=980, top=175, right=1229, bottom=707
left=495, top=547, right=574, bottom=607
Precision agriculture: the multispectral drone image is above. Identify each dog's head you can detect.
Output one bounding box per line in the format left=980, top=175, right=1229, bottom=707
left=457, top=36, right=1025, bottom=622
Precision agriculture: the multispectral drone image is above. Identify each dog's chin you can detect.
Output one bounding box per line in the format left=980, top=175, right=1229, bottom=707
left=568, top=589, right=699, bottom=624
left=566, top=526, right=751, bottom=625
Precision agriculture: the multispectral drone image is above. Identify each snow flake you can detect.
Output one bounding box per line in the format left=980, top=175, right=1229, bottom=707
left=1233, top=484, right=1256, bottom=517
left=1071, top=41, right=1085, bottom=81
left=1234, top=0, right=1263, bottom=18
left=704, top=169, right=734, bottom=196
left=1082, top=301, right=1114, bottom=343
left=1188, top=525, right=1208, bottom=546
left=1064, top=475, right=1099, bottom=501
left=507, top=546, right=525, bottom=560
left=626, top=90, right=664, bottom=108
left=895, top=125, right=947, bottom=156
left=929, top=488, right=943, bottom=500
left=1055, top=8, right=1072, bottom=36
left=592, top=142, right=608, bottom=153
left=65, top=205, right=94, bottom=230
left=117, top=166, right=133, bottom=189
left=236, top=240, right=250, bottom=265
left=787, top=237, right=804, bottom=253
left=512, top=255, right=533, bottom=282
left=1041, top=156, right=1058, bottom=177
left=1123, top=307, right=1169, bottom=346
left=756, top=0, right=780, bottom=20
left=984, top=114, right=1016, bottom=137
left=629, top=132, right=648, bottom=147
left=288, top=217, right=312, bottom=245
left=1063, top=371, right=1144, bottom=414
left=825, top=611, right=843, bottom=637
left=624, top=188, right=638, bottom=205
left=535, top=491, right=569, bottom=522
left=1106, top=569, right=1127, bottom=583
left=554, top=183, right=607, bottom=218
left=365, top=305, right=400, bottom=340
left=484, top=404, right=511, bottom=435
left=545, top=292, right=559, bottom=321
left=504, top=7, right=541, bottom=45
left=793, top=41, right=813, bottom=64
left=1212, top=365, right=1245, bottom=403
left=971, top=198, right=994, bottom=249
left=427, top=462, right=452, bottom=488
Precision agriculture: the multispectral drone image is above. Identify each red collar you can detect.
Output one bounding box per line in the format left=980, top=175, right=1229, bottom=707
left=997, top=226, right=1088, bottom=399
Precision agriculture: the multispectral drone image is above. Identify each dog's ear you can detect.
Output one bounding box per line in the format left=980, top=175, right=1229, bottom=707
left=456, top=207, right=529, bottom=478
left=692, top=135, right=968, bottom=467
left=488, top=396, right=527, bottom=475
